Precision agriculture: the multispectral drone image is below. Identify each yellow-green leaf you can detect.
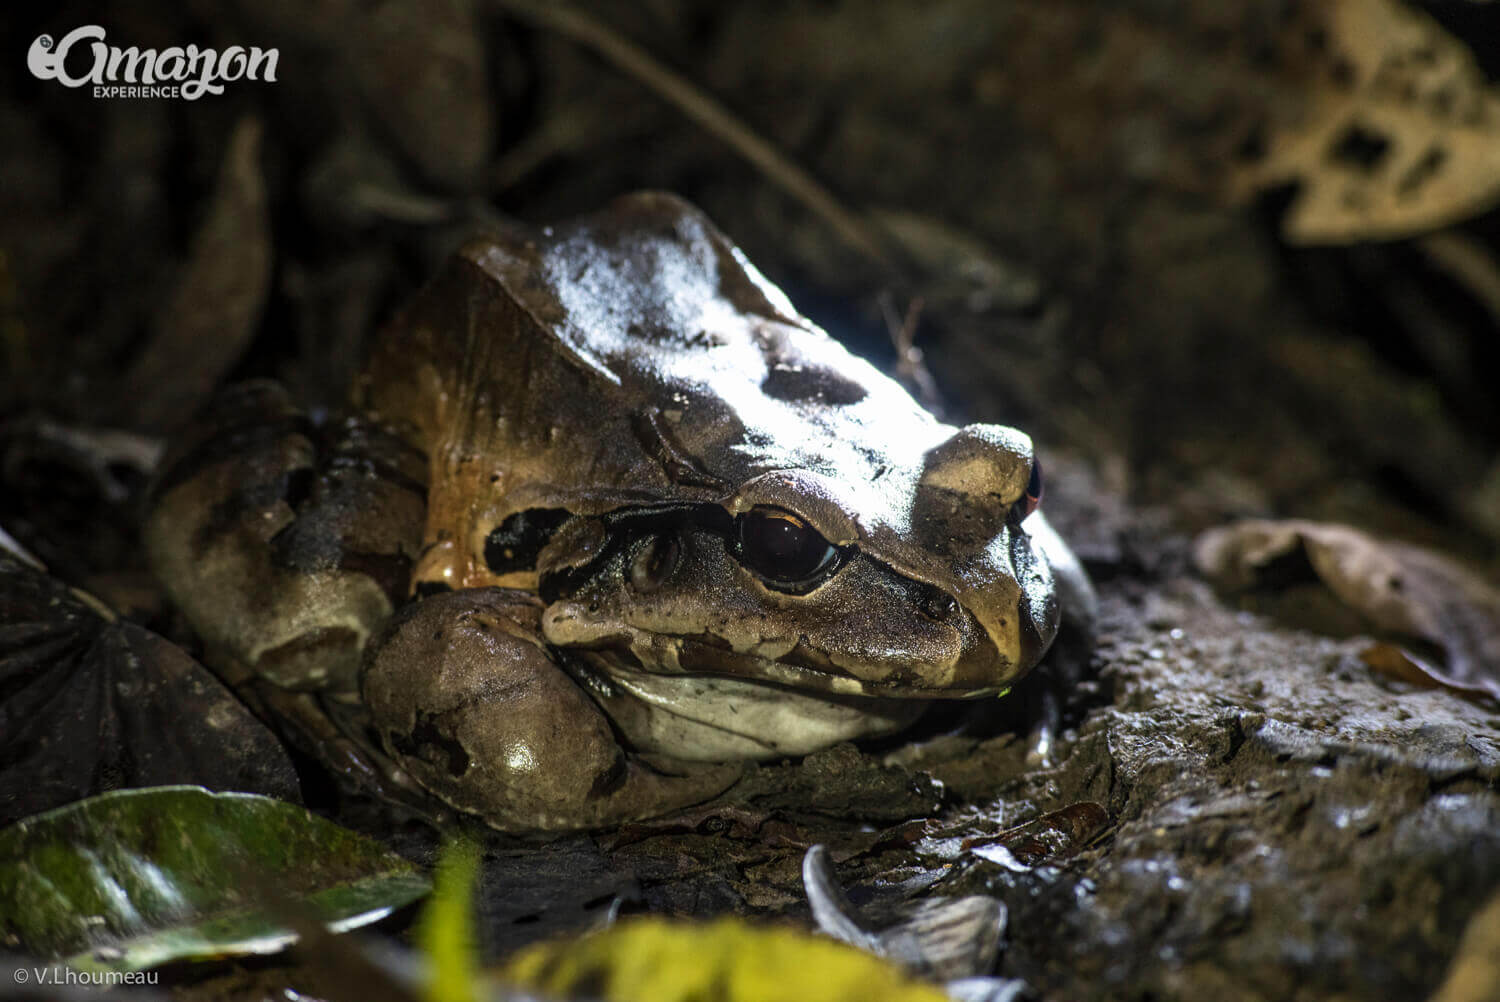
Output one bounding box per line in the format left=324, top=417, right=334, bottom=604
left=501, top=917, right=951, bottom=1002
left=418, top=836, right=482, bottom=1002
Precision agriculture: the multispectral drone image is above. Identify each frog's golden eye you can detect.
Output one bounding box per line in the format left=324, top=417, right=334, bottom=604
left=1019, top=457, right=1043, bottom=520
left=735, top=506, right=840, bottom=590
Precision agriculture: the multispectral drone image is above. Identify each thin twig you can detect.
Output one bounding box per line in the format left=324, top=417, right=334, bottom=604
left=1417, top=229, right=1500, bottom=333
left=879, top=291, right=941, bottom=412
left=491, top=0, right=904, bottom=282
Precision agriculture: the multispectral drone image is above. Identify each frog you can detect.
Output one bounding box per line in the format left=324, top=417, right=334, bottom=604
left=144, top=192, right=1093, bottom=832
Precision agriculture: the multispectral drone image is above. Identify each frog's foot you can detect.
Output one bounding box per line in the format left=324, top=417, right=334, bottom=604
left=362, top=587, right=743, bottom=832
left=144, top=380, right=427, bottom=694
left=241, top=683, right=440, bottom=817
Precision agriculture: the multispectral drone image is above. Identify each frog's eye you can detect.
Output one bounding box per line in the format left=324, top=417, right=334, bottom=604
left=1019, top=457, right=1044, bottom=520
left=735, top=506, right=840, bottom=590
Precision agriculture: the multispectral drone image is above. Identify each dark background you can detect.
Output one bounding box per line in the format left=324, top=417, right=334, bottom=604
left=4, top=0, right=1500, bottom=576
left=3, top=3, right=1500, bottom=1000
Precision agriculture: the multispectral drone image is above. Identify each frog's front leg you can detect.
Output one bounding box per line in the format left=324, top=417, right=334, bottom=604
left=145, top=380, right=427, bottom=701
left=363, top=587, right=742, bottom=832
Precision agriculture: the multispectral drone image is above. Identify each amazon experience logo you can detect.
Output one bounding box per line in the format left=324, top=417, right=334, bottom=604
left=28, top=25, right=278, bottom=100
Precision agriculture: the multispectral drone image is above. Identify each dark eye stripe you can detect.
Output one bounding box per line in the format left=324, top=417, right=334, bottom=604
left=483, top=508, right=572, bottom=574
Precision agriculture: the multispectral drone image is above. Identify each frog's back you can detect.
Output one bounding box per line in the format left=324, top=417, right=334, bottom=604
left=358, top=192, right=944, bottom=534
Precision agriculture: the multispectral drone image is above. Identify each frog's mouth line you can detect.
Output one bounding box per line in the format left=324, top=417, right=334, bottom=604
left=578, top=635, right=1008, bottom=702
left=570, top=649, right=945, bottom=761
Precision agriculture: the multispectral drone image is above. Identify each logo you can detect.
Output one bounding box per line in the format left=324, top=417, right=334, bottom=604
left=28, top=25, right=278, bottom=100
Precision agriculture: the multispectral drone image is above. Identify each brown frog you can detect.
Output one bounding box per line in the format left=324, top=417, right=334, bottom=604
left=145, top=192, right=1092, bottom=832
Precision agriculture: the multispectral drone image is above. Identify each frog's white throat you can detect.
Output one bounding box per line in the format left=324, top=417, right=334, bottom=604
left=578, top=660, right=933, bottom=762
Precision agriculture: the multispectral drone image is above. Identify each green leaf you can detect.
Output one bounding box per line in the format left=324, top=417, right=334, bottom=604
left=0, top=785, right=431, bottom=972
left=417, top=836, right=482, bottom=1002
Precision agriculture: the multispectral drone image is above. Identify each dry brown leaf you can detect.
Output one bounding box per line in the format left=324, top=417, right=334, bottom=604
left=1358, top=641, right=1498, bottom=703
left=348, top=0, right=490, bottom=191
left=1195, top=519, right=1500, bottom=702
left=231, top=0, right=491, bottom=191
left=123, top=116, right=270, bottom=433
left=1426, top=887, right=1500, bottom=1002
left=1233, top=0, right=1500, bottom=243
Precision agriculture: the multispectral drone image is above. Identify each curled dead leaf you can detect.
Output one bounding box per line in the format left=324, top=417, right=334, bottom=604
left=1195, top=519, right=1500, bottom=703
left=802, top=844, right=1007, bottom=983
left=1358, top=642, right=1498, bottom=704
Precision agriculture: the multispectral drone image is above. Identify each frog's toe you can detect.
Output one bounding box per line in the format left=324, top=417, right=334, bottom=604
left=362, top=587, right=739, bottom=832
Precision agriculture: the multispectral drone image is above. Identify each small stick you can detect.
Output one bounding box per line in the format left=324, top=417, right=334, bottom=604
left=492, top=0, right=905, bottom=282
left=880, top=291, right=941, bottom=411
left=1418, top=229, right=1500, bottom=333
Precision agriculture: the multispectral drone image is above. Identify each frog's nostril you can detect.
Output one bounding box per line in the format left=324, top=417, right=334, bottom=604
left=629, top=532, right=680, bottom=593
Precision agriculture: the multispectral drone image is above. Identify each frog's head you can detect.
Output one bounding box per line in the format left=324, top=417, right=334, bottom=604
left=380, top=191, right=1063, bottom=703
left=536, top=422, right=1058, bottom=699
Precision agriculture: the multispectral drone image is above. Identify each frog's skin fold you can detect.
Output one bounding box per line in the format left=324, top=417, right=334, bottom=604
left=145, top=192, right=1092, bottom=832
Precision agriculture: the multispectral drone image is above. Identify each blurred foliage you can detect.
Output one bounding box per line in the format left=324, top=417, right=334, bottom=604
left=419, top=837, right=483, bottom=1002
left=500, top=917, right=951, bottom=1002
left=1232, top=0, right=1500, bottom=242
left=0, top=786, right=430, bottom=971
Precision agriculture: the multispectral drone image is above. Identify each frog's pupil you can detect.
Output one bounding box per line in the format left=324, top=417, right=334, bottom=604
left=762, top=519, right=806, bottom=559
left=736, top=507, right=838, bottom=586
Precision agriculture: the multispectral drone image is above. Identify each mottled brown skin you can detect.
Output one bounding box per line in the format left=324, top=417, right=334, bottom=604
left=361, top=588, right=739, bottom=830
left=146, top=193, right=1090, bottom=832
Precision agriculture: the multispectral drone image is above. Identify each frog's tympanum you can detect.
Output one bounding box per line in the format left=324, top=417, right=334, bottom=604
left=146, top=193, right=1090, bottom=832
